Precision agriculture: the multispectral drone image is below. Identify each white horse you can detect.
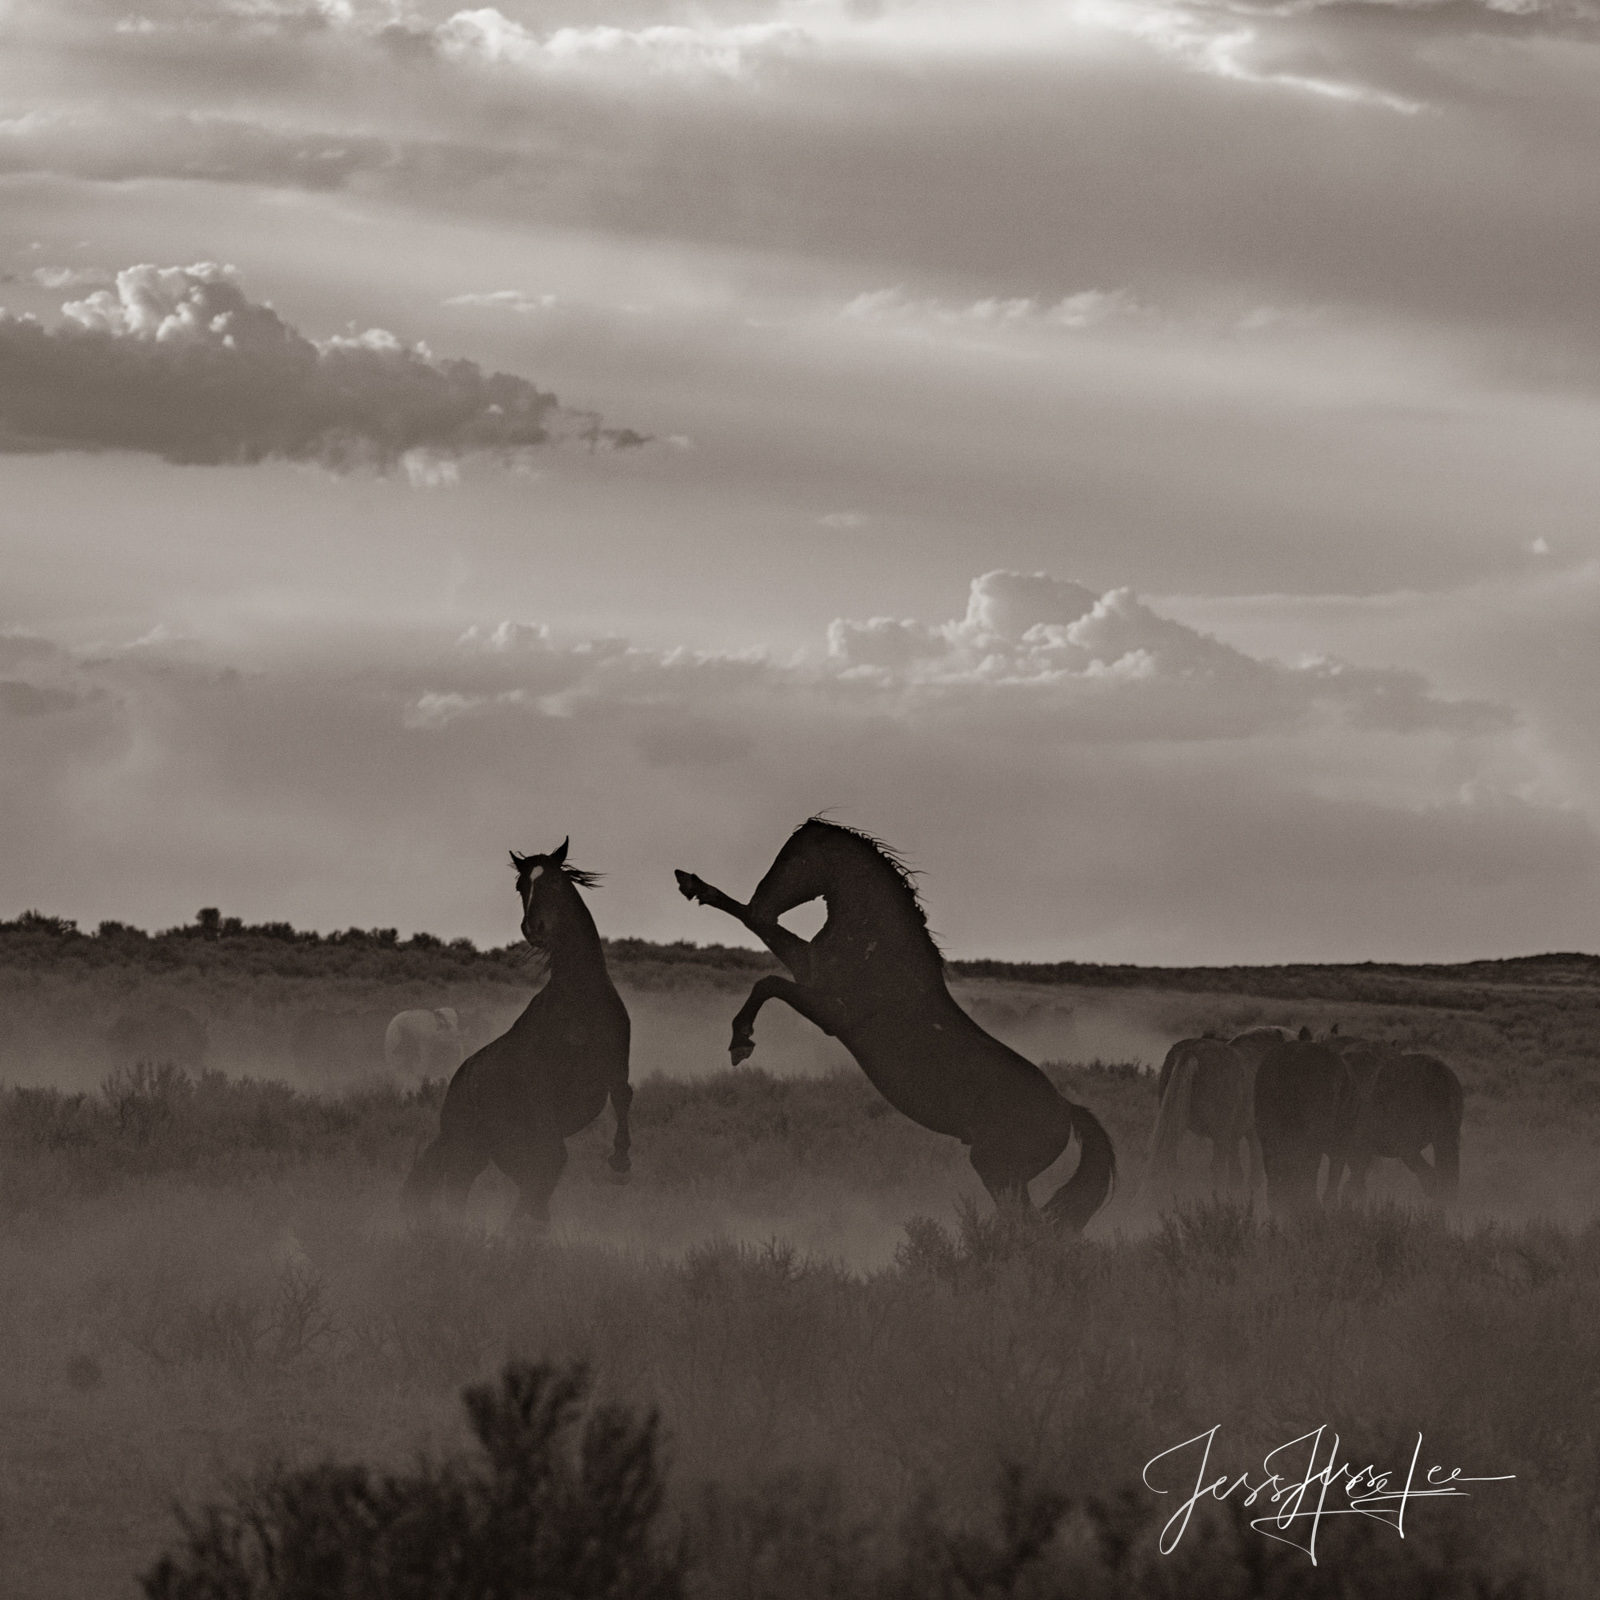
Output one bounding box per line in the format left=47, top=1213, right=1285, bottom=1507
left=383, top=1007, right=464, bottom=1086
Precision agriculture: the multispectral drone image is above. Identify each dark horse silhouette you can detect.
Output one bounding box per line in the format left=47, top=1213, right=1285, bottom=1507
left=402, top=840, right=632, bottom=1227
left=1252, top=1037, right=1361, bottom=1217
left=1334, top=1043, right=1463, bottom=1205
left=674, top=818, right=1115, bottom=1229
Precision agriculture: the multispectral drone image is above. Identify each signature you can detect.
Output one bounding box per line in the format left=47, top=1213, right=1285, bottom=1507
left=1143, top=1426, right=1515, bottom=1564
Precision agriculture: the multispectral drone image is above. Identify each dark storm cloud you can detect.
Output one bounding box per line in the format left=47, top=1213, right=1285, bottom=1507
left=0, top=262, right=640, bottom=469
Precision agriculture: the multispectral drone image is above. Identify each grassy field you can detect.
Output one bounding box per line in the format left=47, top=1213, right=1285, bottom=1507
left=2, top=925, right=1599, bottom=1596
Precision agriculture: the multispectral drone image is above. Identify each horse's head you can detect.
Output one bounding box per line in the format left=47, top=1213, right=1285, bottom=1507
left=510, top=838, right=575, bottom=949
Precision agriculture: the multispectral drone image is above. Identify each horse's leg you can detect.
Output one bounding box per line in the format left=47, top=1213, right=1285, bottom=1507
left=970, top=1140, right=1032, bottom=1212
left=607, top=1079, right=633, bottom=1178
left=728, top=975, right=835, bottom=1065
left=401, top=1133, right=486, bottom=1215
left=1246, top=1125, right=1266, bottom=1196
left=1208, top=1139, right=1228, bottom=1191
left=1401, top=1148, right=1437, bottom=1202
left=674, top=871, right=815, bottom=979
left=1210, top=1136, right=1245, bottom=1192
left=502, top=1139, right=568, bottom=1232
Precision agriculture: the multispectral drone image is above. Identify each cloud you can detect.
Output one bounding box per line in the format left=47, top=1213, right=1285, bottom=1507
left=30, top=266, right=116, bottom=290
left=842, top=286, right=1146, bottom=340
left=0, top=680, right=85, bottom=718
left=431, top=8, right=809, bottom=78
left=0, top=571, right=1583, bottom=962
left=444, top=289, right=559, bottom=313
left=0, top=262, right=642, bottom=471
left=819, top=572, right=1509, bottom=740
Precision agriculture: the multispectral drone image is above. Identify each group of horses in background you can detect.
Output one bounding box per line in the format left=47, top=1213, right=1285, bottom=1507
left=399, top=814, right=1464, bottom=1232
left=1141, top=1024, right=1464, bottom=1215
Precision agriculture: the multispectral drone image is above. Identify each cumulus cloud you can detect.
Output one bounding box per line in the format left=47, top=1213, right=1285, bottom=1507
left=431, top=8, right=808, bottom=78
left=0, top=262, right=642, bottom=470
left=817, top=572, right=1508, bottom=740
left=0, top=572, right=1584, bottom=962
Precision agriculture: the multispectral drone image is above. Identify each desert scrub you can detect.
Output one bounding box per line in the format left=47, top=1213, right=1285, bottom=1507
left=0, top=1065, right=439, bottom=1204
left=142, top=1361, right=683, bottom=1600
left=143, top=1360, right=1544, bottom=1600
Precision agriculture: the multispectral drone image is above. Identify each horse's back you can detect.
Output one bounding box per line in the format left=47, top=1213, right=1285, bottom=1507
left=1363, top=1052, right=1461, bottom=1153
left=1255, top=1040, right=1350, bottom=1142
left=1157, top=1038, right=1246, bottom=1137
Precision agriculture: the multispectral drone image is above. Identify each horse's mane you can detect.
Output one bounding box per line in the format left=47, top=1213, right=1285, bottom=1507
left=792, top=816, right=942, bottom=959
left=512, top=854, right=602, bottom=891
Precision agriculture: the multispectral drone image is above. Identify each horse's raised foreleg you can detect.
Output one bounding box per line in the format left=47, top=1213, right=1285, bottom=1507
left=608, top=1079, right=633, bottom=1179
left=674, top=870, right=815, bottom=980
left=728, top=976, right=835, bottom=1064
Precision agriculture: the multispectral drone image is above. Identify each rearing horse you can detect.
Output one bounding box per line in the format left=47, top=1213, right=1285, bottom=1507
left=675, top=818, right=1116, bottom=1230
left=402, top=839, right=633, bottom=1227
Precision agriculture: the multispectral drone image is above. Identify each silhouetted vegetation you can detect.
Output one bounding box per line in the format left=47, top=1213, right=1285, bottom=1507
left=143, top=1361, right=683, bottom=1600
left=5, top=904, right=1594, bottom=1008
left=142, top=1354, right=1543, bottom=1600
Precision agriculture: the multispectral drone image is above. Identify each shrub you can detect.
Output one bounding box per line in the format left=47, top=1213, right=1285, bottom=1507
left=141, top=1361, right=683, bottom=1600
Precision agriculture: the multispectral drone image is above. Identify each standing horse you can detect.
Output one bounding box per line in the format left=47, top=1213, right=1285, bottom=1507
left=385, top=1007, right=464, bottom=1087
left=402, top=840, right=633, bottom=1227
left=1140, top=1038, right=1255, bottom=1197
left=1335, top=1047, right=1463, bottom=1205
left=1253, top=1037, right=1361, bottom=1217
left=674, top=818, right=1115, bottom=1229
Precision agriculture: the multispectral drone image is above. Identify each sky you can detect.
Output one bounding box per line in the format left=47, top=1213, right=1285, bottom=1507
left=2, top=0, right=1599, bottom=963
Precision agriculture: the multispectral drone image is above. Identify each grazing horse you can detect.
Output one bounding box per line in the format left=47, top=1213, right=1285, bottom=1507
left=1253, top=1038, right=1361, bottom=1217
left=1336, top=1047, right=1463, bottom=1205
left=674, top=818, right=1116, bottom=1229
left=1141, top=1038, right=1256, bottom=1196
left=402, top=840, right=633, bottom=1228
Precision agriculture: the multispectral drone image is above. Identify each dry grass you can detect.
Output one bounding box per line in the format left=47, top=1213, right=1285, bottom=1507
left=0, top=1036, right=1595, bottom=1598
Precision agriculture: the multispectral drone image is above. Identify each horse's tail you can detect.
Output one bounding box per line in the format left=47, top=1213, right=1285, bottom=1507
left=1042, top=1098, right=1117, bottom=1232
left=1134, top=1046, right=1198, bottom=1200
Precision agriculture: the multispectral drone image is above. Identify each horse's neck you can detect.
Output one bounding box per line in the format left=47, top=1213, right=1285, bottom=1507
left=541, top=896, right=612, bottom=991
left=825, top=857, right=940, bottom=974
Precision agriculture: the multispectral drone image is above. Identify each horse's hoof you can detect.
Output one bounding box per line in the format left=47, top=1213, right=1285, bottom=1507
left=607, top=1167, right=631, bottom=1187
left=674, top=869, right=702, bottom=901
left=729, top=1041, right=754, bottom=1065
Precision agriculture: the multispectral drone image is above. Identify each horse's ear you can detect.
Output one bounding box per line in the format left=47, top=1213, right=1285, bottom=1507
left=510, top=850, right=528, bottom=872
left=551, top=837, right=569, bottom=865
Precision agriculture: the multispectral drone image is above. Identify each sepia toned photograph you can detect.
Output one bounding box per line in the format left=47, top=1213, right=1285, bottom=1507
left=2, top=1, right=1597, bottom=1594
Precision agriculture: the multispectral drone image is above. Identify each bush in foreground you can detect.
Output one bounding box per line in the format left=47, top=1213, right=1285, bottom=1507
left=144, top=1359, right=1542, bottom=1600
left=142, top=1361, right=682, bottom=1600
